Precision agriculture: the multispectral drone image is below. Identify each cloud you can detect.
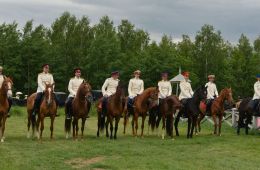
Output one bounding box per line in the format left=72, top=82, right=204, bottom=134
left=0, top=0, right=260, bottom=43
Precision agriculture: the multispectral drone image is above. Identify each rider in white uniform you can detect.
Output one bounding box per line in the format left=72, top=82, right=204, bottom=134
left=205, top=75, right=219, bottom=111
left=248, top=74, right=260, bottom=114
left=179, top=71, right=194, bottom=105
left=127, top=70, right=144, bottom=109
left=101, top=71, right=120, bottom=116
left=158, top=72, right=172, bottom=102
left=0, top=66, right=12, bottom=117
left=33, top=64, right=56, bottom=116
left=65, top=68, right=84, bottom=119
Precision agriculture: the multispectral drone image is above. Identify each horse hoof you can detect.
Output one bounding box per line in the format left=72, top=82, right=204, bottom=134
left=171, top=138, right=175, bottom=141
left=27, top=132, right=31, bottom=139
left=195, top=133, right=198, bottom=136
left=1, top=138, right=4, bottom=142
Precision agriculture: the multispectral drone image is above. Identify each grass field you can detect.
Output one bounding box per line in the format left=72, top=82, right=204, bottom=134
left=0, top=106, right=259, bottom=170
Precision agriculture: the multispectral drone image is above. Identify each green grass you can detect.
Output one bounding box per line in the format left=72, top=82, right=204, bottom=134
left=0, top=106, right=259, bottom=170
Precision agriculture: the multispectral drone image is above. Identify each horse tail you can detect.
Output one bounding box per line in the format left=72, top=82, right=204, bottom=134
left=65, top=118, right=72, bottom=133
left=31, top=114, right=37, bottom=132
left=149, top=107, right=157, bottom=131
left=166, top=114, right=172, bottom=136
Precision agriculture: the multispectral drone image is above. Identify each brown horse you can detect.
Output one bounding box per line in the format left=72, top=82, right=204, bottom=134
left=197, top=88, right=233, bottom=136
left=27, top=93, right=37, bottom=138
left=65, top=81, right=92, bottom=140
left=96, top=84, right=125, bottom=139
left=0, top=77, right=13, bottom=142
left=35, top=84, right=57, bottom=140
left=129, top=87, right=159, bottom=137
left=159, top=96, right=181, bottom=139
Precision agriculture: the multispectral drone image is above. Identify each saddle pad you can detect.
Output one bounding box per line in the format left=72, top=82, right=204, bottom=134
left=199, top=101, right=207, bottom=113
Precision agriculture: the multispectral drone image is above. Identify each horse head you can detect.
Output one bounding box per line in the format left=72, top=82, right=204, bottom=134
left=194, top=85, right=207, bottom=102
left=147, top=87, right=159, bottom=109
left=2, top=77, right=13, bottom=97
left=222, top=88, right=233, bottom=104
left=80, top=80, right=92, bottom=101
left=44, top=83, right=55, bottom=106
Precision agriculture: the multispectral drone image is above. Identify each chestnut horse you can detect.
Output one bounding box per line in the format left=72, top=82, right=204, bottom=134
left=96, top=84, right=125, bottom=139
left=128, top=87, right=159, bottom=137
left=197, top=88, right=233, bottom=136
left=0, top=77, right=13, bottom=142
left=65, top=81, right=92, bottom=139
left=36, top=84, right=57, bottom=140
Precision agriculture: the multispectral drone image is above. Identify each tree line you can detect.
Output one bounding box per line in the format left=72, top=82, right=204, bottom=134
left=0, top=12, right=260, bottom=99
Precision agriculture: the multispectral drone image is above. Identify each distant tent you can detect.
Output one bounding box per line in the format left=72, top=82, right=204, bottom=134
left=170, top=67, right=191, bottom=95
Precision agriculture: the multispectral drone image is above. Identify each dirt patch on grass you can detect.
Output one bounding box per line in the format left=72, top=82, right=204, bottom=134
left=65, top=156, right=105, bottom=169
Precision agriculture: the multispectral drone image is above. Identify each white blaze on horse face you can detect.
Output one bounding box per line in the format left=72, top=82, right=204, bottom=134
left=7, top=82, right=12, bottom=97
left=47, top=87, right=52, bottom=104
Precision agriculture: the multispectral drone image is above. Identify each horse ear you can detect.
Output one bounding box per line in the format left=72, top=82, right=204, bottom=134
left=82, top=80, right=86, bottom=83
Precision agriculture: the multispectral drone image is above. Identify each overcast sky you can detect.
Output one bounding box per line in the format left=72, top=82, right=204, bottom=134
left=0, top=0, right=260, bottom=43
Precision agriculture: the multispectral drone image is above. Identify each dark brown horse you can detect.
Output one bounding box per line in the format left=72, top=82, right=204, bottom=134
left=128, top=87, right=159, bottom=137
left=197, top=88, right=233, bottom=136
left=65, top=81, right=92, bottom=140
left=36, top=84, right=57, bottom=140
left=96, top=84, right=125, bottom=139
left=0, top=77, right=13, bottom=142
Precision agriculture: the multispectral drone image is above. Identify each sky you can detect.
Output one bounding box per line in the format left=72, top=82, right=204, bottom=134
left=0, top=0, right=260, bottom=43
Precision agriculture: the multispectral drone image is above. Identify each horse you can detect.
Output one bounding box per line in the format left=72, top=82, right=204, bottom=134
left=174, top=86, right=208, bottom=138
left=96, top=84, right=125, bottom=139
left=237, top=97, right=259, bottom=135
left=65, top=81, right=92, bottom=140
left=128, top=87, right=159, bottom=137
left=34, top=83, right=57, bottom=140
left=0, top=77, right=13, bottom=142
left=196, top=88, right=233, bottom=136
left=27, top=93, right=37, bottom=138
left=150, top=95, right=181, bottom=139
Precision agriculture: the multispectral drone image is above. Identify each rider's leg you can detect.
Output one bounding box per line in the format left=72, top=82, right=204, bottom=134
left=33, top=92, right=43, bottom=116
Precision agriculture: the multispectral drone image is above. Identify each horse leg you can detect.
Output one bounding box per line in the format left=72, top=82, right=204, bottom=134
left=40, top=117, right=44, bottom=140
left=170, top=114, right=174, bottom=139
left=190, top=116, right=197, bottom=138
left=131, top=114, right=135, bottom=136
left=237, top=116, right=242, bottom=135
left=1, top=116, right=6, bottom=142
left=75, top=118, right=79, bottom=140
left=72, top=118, right=76, bottom=139
left=97, top=114, right=100, bottom=137
left=218, top=114, right=223, bottom=136
left=36, top=116, right=41, bottom=139
left=187, top=116, right=191, bottom=139
left=105, top=117, right=109, bottom=138
left=134, top=113, right=138, bottom=136
left=197, top=113, right=205, bottom=133
left=123, top=112, right=128, bottom=134
left=27, top=112, right=31, bottom=138
left=174, top=112, right=181, bottom=136
left=110, top=116, right=114, bottom=140
left=156, top=113, right=162, bottom=136
left=212, top=114, right=217, bottom=135
left=141, top=115, right=146, bottom=138
left=50, top=115, right=54, bottom=139
left=161, top=114, right=165, bottom=140
left=81, top=118, right=86, bottom=139
left=114, top=116, right=120, bottom=139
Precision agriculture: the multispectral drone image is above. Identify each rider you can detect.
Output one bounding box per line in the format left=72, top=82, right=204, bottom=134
left=0, top=66, right=12, bottom=117
left=65, top=68, right=84, bottom=119
left=248, top=74, right=260, bottom=115
left=179, top=71, right=194, bottom=106
left=32, top=64, right=55, bottom=116
left=127, top=70, right=144, bottom=109
left=158, top=72, right=172, bottom=106
left=101, top=71, right=120, bottom=117
left=205, top=75, right=219, bottom=111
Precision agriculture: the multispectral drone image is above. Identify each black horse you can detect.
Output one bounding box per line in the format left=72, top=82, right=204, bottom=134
left=174, top=86, right=207, bottom=138
left=237, top=98, right=260, bottom=135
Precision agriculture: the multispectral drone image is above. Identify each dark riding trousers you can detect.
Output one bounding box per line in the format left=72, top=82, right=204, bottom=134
left=248, top=99, right=260, bottom=114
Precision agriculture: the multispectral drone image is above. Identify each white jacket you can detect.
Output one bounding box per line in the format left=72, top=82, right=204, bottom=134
left=205, top=82, right=218, bottom=99
left=158, top=80, right=172, bottom=99
left=68, top=77, right=84, bottom=97
left=253, top=81, right=260, bottom=100
left=101, top=77, right=119, bottom=96
left=37, top=72, right=54, bottom=93
left=128, top=78, right=144, bottom=98
left=179, top=80, right=194, bottom=100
